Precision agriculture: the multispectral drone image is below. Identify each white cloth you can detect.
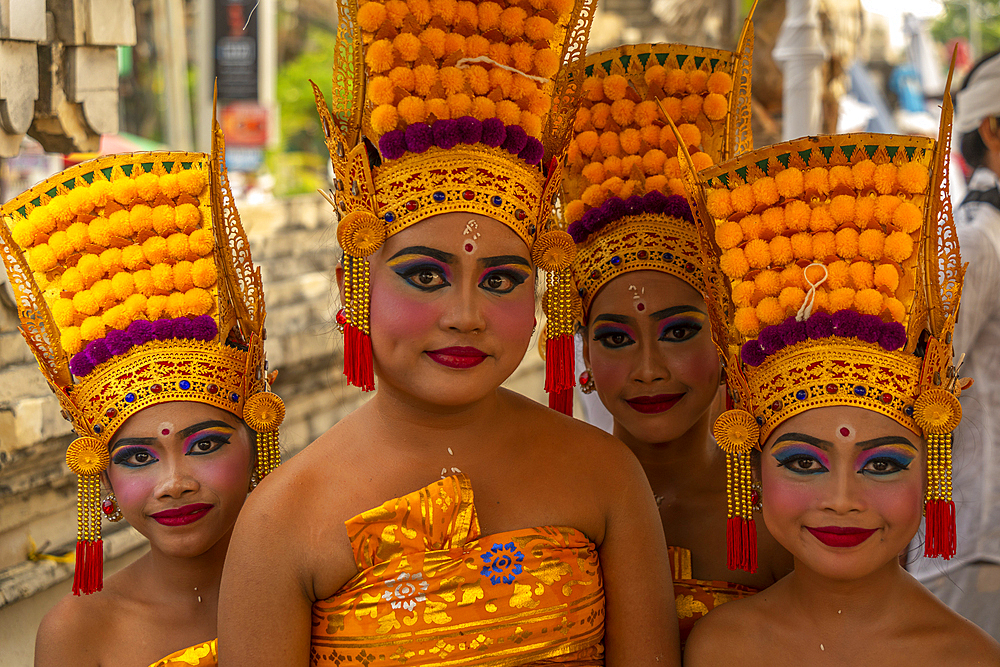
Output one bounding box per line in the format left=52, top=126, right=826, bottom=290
left=955, top=52, right=1000, bottom=135
left=911, top=168, right=1000, bottom=586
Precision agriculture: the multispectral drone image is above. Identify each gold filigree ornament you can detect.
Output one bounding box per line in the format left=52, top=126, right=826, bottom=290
left=713, top=409, right=759, bottom=455
left=913, top=388, right=962, bottom=434
left=243, top=391, right=286, bottom=433
left=337, top=211, right=385, bottom=258
left=65, top=437, right=110, bottom=476
left=532, top=231, right=577, bottom=272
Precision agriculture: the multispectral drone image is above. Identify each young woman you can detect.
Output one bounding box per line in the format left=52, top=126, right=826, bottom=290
left=677, top=83, right=1000, bottom=664
left=216, top=0, right=678, bottom=665
left=553, top=37, right=792, bottom=647
left=0, top=139, right=283, bottom=667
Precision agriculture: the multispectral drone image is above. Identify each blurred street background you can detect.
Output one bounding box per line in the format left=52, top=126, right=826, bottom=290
left=0, top=0, right=997, bottom=663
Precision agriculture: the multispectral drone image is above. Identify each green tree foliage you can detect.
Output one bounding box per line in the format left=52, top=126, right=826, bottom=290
left=932, top=0, right=1000, bottom=59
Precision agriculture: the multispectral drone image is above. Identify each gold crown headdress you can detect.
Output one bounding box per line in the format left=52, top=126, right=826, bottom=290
left=313, top=0, right=598, bottom=391
left=544, top=8, right=756, bottom=414
left=678, top=61, right=966, bottom=572
left=0, top=117, right=283, bottom=595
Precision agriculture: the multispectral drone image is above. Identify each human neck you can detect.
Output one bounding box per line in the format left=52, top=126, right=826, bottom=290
left=612, top=405, right=720, bottom=490
left=368, top=379, right=505, bottom=442
left=785, top=555, right=909, bottom=628
left=138, top=529, right=232, bottom=606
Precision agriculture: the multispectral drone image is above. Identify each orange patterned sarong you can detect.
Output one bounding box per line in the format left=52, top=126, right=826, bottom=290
left=311, top=474, right=605, bottom=666
left=668, top=546, right=758, bottom=649
left=149, top=639, right=217, bottom=666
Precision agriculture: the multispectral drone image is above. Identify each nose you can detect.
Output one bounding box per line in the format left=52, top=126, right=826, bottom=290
left=153, top=457, right=200, bottom=500
left=821, top=465, right=867, bottom=514
left=630, top=336, right=670, bottom=384
left=439, top=279, right=487, bottom=334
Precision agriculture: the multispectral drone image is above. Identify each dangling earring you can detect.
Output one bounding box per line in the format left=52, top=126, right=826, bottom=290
left=579, top=369, right=596, bottom=394
left=249, top=471, right=260, bottom=491
left=751, top=482, right=763, bottom=513
left=101, top=493, right=123, bottom=522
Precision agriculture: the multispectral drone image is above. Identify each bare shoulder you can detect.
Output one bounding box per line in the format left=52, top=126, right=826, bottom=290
left=34, top=585, right=117, bottom=666
left=909, top=585, right=1000, bottom=665
left=684, top=589, right=771, bottom=665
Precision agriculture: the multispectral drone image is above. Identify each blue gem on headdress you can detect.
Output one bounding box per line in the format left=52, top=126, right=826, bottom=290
left=179, top=380, right=191, bottom=390
left=664, top=253, right=674, bottom=262
left=795, top=390, right=807, bottom=401
left=432, top=191, right=446, bottom=202
left=125, top=393, right=136, bottom=403
left=384, top=211, right=395, bottom=223
left=611, top=256, right=621, bottom=265
left=904, top=404, right=914, bottom=416
left=230, top=392, right=240, bottom=402
left=491, top=195, right=502, bottom=207
left=93, top=424, right=103, bottom=434
left=853, top=386, right=867, bottom=397
left=578, top=288, right=586, bottom=298
left=756, top=416, right=764, bottom=426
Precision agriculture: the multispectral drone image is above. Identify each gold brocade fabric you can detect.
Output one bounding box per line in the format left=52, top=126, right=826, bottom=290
left=310, top=475, right=605, bottom=667
left=148, top=639, right=217, bottom=667
left=667, top=546, right=757, bottom=649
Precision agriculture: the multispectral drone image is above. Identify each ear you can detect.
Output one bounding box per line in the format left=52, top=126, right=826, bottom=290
left=335, top=260, right=345, bottom=304
left=580, top=325, right=591, bottom=369
left=101, top=469, right=113, bottom=493
left=978, top=117, right=1000, bottom=151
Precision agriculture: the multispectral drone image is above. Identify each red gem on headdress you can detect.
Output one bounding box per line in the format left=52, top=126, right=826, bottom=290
left=826, top=384, right=838, bottom=394
left=590, top=270, right=600, bottom=280
left=637, top=250, right=648, bottom=259
left=880, top=392, right=892, bottom=404
left=101, top=498, right=115, bottom=516
left=462, top=190, right=475, bottom=201
left=405, top=200, right=418, bottom=211
left=105, top=408, right=117, bottom=419
left=685, top=262, right=695, bottom=272
left=150, top=384, right=162, bottom=394
left=207, top=384, right=219, bottom=394
left=771, top=400, right=782, bottom=411
left=515, top=209, right=527, bottom=221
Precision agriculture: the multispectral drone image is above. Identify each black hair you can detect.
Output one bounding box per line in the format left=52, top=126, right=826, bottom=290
left=957, top=49, right=1000, bottom=169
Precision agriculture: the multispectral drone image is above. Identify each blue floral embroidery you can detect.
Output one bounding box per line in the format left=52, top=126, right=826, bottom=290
left=480, top=542, right=524, bottom=584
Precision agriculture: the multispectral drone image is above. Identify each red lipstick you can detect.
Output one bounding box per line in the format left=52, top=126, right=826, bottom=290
left=806, top=526, right=878, bottom=548
left=625, top=393, right=684, bottom=414
left=151, top=503, right=214, bottom=526
left=426, top=346, right=488, bottom=369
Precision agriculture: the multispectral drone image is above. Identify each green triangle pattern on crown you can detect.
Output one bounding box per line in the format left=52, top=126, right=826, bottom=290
left=81, top=172, right=94, bottom=185
left=776, top=153, right=791, bottom=168
left=584, top=64, right=594, bottom=76
left=101, top=167, right=113, bottom=181
left=904, top=146, right=916, bottom=159
left=718, top=173, right=729, bottom=187
left=886, top=145, right=899, bottom=160
left=619, top=55, right=630, bottom=70
left=819, top=146, right=834, bottom=160
left=637, top=52, right=650, bottom=67
left=755, top=158, right=769, bottom=174
left=676, top=54, right=688, bottom=67
left=693, top=56, right=705, bottom=69
left=841, top=145, right=856, bottom=161
left=864, top=145, right=878, bottom=158
left=797, top=149, right=812, bottom=164
left=710, top=58, right=719, bottom=69
left=735, top=165, right=748, bottom=182
left=655, top=52, right=668, bottom=65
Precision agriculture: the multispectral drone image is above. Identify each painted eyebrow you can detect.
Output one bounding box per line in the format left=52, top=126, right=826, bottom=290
left=592, top=313, right=632, bottom=324
left=111, top=437, right=157, bottom=451
left=856, top=436, right=917, bottom=451
left=479, top=255, right=530, bottom=269
left=387, top=246, right=455, bottom=264
left=772, top=433, right=832, bottom=449
left=651, top=305, right=706, bottom=320
left=179, top=420, right=234, bottom=439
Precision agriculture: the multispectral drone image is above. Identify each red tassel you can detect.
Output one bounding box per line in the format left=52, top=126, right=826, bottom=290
left=726, top=516, right=756, bottom=573
left=924, top=499, right=957, bottom=559
left=745, top=518, right=758, bottom=574
left=72, top=540, right=104, bottom=596
left=544, top=335, right=575, bottom=394
left=549, top=387, right=573, bottom=415
left=344, top=324, right=375, bottom=391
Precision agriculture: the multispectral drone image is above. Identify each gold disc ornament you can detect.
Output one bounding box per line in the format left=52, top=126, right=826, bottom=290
left=337, top=211, right=386, bottom=257
left=913, top=388, right=962, bottom=434
left=243, top=392, right=286, bottom=433
left=713, top=409, right=759, bottom=455
left=65, top=437, right=110, bottom=476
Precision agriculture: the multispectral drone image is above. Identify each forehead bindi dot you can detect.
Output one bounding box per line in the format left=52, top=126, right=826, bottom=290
left=162, top=428, right=170, bottom=436
left=839, top=427, right=850, bottom=437
left=636, top=302, right=645, bottom=311
left=464, top=242, right=474, bottom=253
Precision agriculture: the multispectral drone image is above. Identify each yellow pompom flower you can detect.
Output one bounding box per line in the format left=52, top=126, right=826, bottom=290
left=664, top=68, right=687, bottom=96
left=397, top=96, right=426, bottom=125
left=151, top=263, right=173, bottom=291
left=873, top=163, right=897, bottom=195
left=706, top=188, right=733, bottom=219
left=52, top=298, right=77, bottom=327
left=715, top=221, right=743, bottom=249
left=166, top=233, right=189, bottom=260
left=146, top=294, right=168, bottom=319
left=27, top=244, right=57, bottom=272
left=829, top=287, right=856, bottom=312
left=111, top=272, right=135, bottom=300
left=46, top=196, right=73, bottom=226
left=892, top=201, right=922, bottom=234
left=62, top=267, right=84, bottom=293
left=756, top=297, right=785, bottom=326
left=91, top=279, right=114, bottom=308
left=804, top=167, right=830, bottom=196
left=829, top=195, right=855, bottom=225
left=810, top=206, right=836, bottom=233
left=884, top=231, right=914, bottom=263
left=184, top=288, right=214, bottom=316
left=152, top=205, right=177, bottom=236
left=735, top=306, right=761, bottom=336
left=720, top=247, right=749, bottom=279
left=519, top=110, right=542, bottom=138
left=90, top=180, right=113, bottom=207
left=853, top=159, right=876, bottom=190
left=112, top=179, right=139, bottom=206
left=175, top=203, right=202, bottom=234
left=66, top=221, right=90, bottom=252
left=874, top=264, right=900, bottom=293
left=73, top=290, right=100, bottom=316
left=755, top=270, right=782, bottom=297
left=167, top=292, right=187, bottom=318
left=370, top=104, right=399, bottom=134
left=829, top=165, right=854, bottom=192
left=122, top=245, right=146, bottom=271
left=495, top=100, right=521, bottom=125
left=812, top=231, right=835, bottom=259
left=173, top=261, right=194, bottom=292
left=884, top=296, right=906, bottom=323
left=132, top=269, right=156, bottom=297
left=102, top=304, right=131, bottom=330
left=835, top=227, right=859, bottom=259
left=143, top=236, right=169, bottom=265
left=784, top=200, right=811, bottom=232
left=61, top=327, right=83, bottom=355
left=703, top=93, right=728, bottom=121
left=854, top=195, right=875, bottom=228
left=610, top=99, right=636, bottom=126
left=745, top=239, right=771, bottom=269
left=11, top=217, right=38, bottom=248
left=524, top=15, right=554, bottom=41
left=790, top=232, right=813, bottom=260
left=731, top=281, right=757, bottom=308
left=87, top=217, right=113, bottom=247
left=775, top=168, right=804, bottom=199
left=897, top=162, right=929, bottom=194
left=769, top=235, right=793, bottom=265
left=158, top=173, right=180, bottom=200
left=80, top=316, right=106, bottom=341
left=740, top=214, right=762, bottom=241
left=129, top=204, right=154, bottom=235
left=124, top=293, right=147, bottom=318
left=108, top=209, right=132, bottom=237
left=761, top=207, right=785, bottom=238
left=357, top=1, right=386, bottom=31
left=854, top=288, right=884, bottom=315
left=77, top=255, right=104, bottom=286
left=826, top=260, right=850, bottom=290
left=731, top=184, right=756, bottom=214
left=67, top=186, right=95, bottom=216
left=781, top=264, right=805, bottom=290
left=858, top=229, right=885, bottom=260
left=849, top=261, right=874, bottom=290
left=752, top=177, right=779, bottom=208
left=135, top=173, right=160, bottom=202
left=779, top=286, right=806, bottom=313
left=49, top=231, right=73, bottom=260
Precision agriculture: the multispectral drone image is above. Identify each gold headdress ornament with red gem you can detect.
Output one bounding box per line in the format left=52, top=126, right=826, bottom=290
left=676, top=55, right=967, bottom=572
left=544, top=5, right=756, bottom=414
left=313, top=0, right=599, bottom=392
left=0, top=110, right=283, bottom=595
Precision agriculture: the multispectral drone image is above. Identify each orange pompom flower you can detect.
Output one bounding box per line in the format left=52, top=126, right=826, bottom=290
left=644, top=65, right=667, bottom=88
left=874, top=264, right=900, bottom=293
left=734, top=306, right=761, bottom=336
left=100, top=248, right=124, bottom=277
left=645, top=174, right=668, bottom=193
left=590, top=103, right=611, bottom=129
left=112, top=179, right=139, bottom=206
left=829, top=287, right=856, bottom=312
left=790, top=232, right=813, bottom=260
left=873, top=163, right=897, bottom=195
left=664, top=68, right=687, bottom=96
left=756, top=297, right=785, bottom=326
left=755, top=270, right=782, bottom=297
left=858, top=229, right=885, bottom=260
left=779, top=286, right=806, bottom=313
left=745, top=238, right=771, bottom=269
left=576, top=130, right=599, bottom=156
left=152, top=204, right=177, bottom=236
left=487, top=42, right=511, bottom=67
left=573, top=106, right=592, bottom=133
left=413, top=65, right=438, bottom=96
left=511, top=43, right=534, bottom=73
left=173, top=261, right=194, bottom=293
left=835, top=227, right=859, bottom=259
left=602, top=176, right=625, bottom=196
left=849, top=261, right=874, bottom=290
left=45, top=196, right=73, bottom=226
left=122, top=246, right=146, bottom=271
left=90, top=180, right=113, bottom=207
left=67, top=186, right=95, bottom=216
left=495, top=100, right=521, bottom=125
left=366, top=39, right=395, bottom=73
left=129, top=203, right=154, bottom=235
left=854, top=288, right=884, bottom=315
left=761, top=207, right=785, bottom=238
left=691, top=152, right=713, bottom=172
left=680, top=95, right=702, bottom=122
left=357, top=2, right=387, bottom=31
left=102, top=304, right=131, bottom=331
left=775, top=168, right=804, bottom=199
left=48, top=231, right=73, bottom=260
left=731, top=184, right=756, bottom=214
left=609, top=99, right=635, bottom=127
left=27, top=244, right=57, bottom=272
left=564, top=200, right=586, bottom=225
left=111, top=272, right=135, bottom=301
left=134, top=269, right=155, bottom=297
left=394, top=33, right=422, bottom=62
left=151, top=263, right=174, bottom=291
left=498, top=6, right=526, bottom=37
left=897, top=162, right=929, bottom=194
left=620, top=128, right=642, bottom=155
left=810, top=206, right=836, bottom=233
left=135, top=173, right=159, bottom=202
left=884, top=231, right=914, bottom=263
left=892, top=201, right=922, bottom=234
left=825, top=260, right=850, bottom=290
left=175, top=203, right=202, bottom=234
left=642, top=149, right=667, bottom=176
left=72, top=290, right=99, bottom=316
left=189, top=229, right=213, bottom=256
left=640, top=125, right=661, bottom=149
left=371, top=105, right=399, bottom=135
left=716, top=221, right=743, bottom=249
left=828, top=195, right=855, bottom=225
left=874, top=195, right=901, bottom=226
left=687, top=69, right=708, bottom=94
left=703, top=94, right=728, bottom=121
left=884, top=297, right=906, bottom=323
left=582, top=77, right=604, bottom=102
left=769, top=235, right=793, bottom=265
left=178, top=169, right=207, bottom=198
left=634, top=101, right=659, bottom=127
left=706, top=188, right=733, bottom=219
left=752, top=177, right=779, bottom=207
left=124, top=293, right=147, bottom=318
left=829, top=165, right=854, bottom=192
left=519, top=111, right=542, bottom=138
left=720, top=247, right=750, bottom=279
left=397, top=96, right=427, bottom=124
left=389, top=66, right=416, bottom=91
left=781, top=264, right=805, bottom=290
left=739, top=214, right=762, bottom=241
left=804, top=167, right=830, bottom=196
left=167, top=292, right=186, bottom=318
left=707, top=71, right=732, bottom=94
left=184, top=288, right=214, bottom=317
left=602, top=75, right=628, bottom=102
left=812, top=231, right=836, bottom=259
left=604, top=155, right=624, bottom=178
left=447, top=93, right=472, bottom=118
left=852, top=159, right=876, bottom=190
left=582, top=163, right=606, bottom=185
left=146, top=294, right=167, bottom=319
left=143, top=236, right=169, bottom=265
left=854, top=195, right=876, bottom=227
left=524, top=15, right=554, bottom=41
left=732, top=280, right=757, bottom=307
left=784, top=200, right=811, bottom=232
left=580, top=184, right=608, bottom=207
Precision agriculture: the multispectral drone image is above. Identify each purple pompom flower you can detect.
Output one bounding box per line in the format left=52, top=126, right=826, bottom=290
left=70, top=352, right=95, bottom=377
left=879, top=322, right=907, bottom=351
left=153, top=318, right=176, bottom=341
left=105, top=329, right=132, bottom=356
left=432, top=119, right=461, bottom=150
left=758, top=325, right=785, bottom=355
left=456, top=116, right=482, bottom=144
left=189, top=315, right=218, bottom=342
left=519, top=137, right=544, bottom=165
left=663, top=195, right=693, bottom=222
left=623, top=195, right=644, bottom=217
left=404, top=123, right=433, bottom=154
left=567, top=220, right=587, bottom=243
left=805, top=311, right=833, bottom=339
left=501, top=125, right=528, bottom=154
left=780, top=318, right=808, bottom=346
left=855, top=314, right=883, bottom=344
left=480, top=118, right=506, bottom=147
left=602, top=197, right=627, bottom=224
left=379, top=130, right=408, bottom=161
left=86, top=339, right=112, bottom=366
left=741, top=339, right=766, bottom=367
left=581, top=208, right=603, bottom=233
left=644, top=190, right=669, bottom=214
left=831, top=309, right=861, bottom=339
left=172, top=317, right=195, bottom=340
left=128, top=319, right=155, bottom=346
